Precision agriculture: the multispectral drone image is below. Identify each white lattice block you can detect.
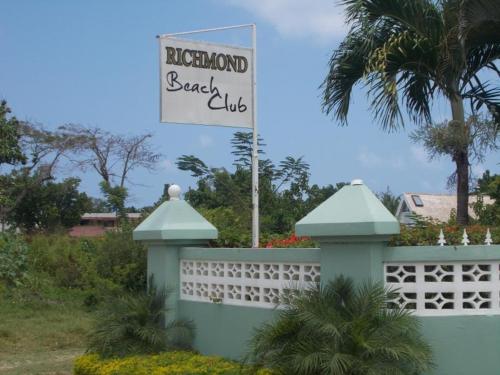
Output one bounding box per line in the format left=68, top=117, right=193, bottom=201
left=385, top=261, right=500, bottom=316
left=180, top=260, right=320, bottom=309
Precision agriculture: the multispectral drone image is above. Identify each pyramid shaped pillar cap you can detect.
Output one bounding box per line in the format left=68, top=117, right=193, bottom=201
left=296, top=179, right=399, bottom=239
left=133, top=185, right=218, bottom=241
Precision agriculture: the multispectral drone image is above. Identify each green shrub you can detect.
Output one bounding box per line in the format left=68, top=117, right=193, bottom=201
left=94, top=229, right=146, bottom=291
left=26, top=231, right=145, bottom=293
left=248, top=276, right=433, bottom=375
left=198, top=207, right=252, bottom=248
left=0, top=233, right=29, bottom=286
left=87, top=282, right=194, bottom=358
left=28, top=234, right=101, bottom=289
left=74, top=352, right=273, bottom=375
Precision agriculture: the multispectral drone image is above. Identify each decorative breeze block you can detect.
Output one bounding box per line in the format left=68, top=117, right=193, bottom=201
left=180, top=260, right=320, bottom=309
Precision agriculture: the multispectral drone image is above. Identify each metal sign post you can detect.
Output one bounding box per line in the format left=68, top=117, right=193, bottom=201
left=158, top=24, right=260, bottom=247
left=250, top=24, right=259, bottom=248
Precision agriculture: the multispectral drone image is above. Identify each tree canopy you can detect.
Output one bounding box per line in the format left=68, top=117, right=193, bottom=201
left=322, top=0, right=500, bottom=225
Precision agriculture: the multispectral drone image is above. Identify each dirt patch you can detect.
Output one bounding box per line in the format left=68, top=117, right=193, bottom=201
left=0, top=348, right=83, bottom=374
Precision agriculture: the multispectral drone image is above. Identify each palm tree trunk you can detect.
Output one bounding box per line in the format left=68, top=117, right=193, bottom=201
left=450, top=94, right=469, bottom=226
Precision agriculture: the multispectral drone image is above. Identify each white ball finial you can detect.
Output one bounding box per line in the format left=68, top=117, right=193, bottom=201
left=351, top=179, right=363, bottom=186
left=168, top=184, right=181, bottom=200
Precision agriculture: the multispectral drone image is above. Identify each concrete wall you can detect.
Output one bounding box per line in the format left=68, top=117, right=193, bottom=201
left=136, top=183, right=500, bottom=374
left=171, top=244, right=500, bottom=374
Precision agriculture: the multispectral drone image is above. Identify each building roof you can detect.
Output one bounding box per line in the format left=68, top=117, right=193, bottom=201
left=81, top=212, right=141, bottom=220
left=397, top=193, right=494, bottom=222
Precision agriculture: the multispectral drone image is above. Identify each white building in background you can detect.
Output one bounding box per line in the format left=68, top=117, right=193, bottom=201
left=395, top=193, right=494, bottom=225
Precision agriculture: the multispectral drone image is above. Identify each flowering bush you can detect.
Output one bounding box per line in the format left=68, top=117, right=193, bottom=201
left=264, top=233, right=316, bottom=248
left=74, top=352, right=273, bottom=375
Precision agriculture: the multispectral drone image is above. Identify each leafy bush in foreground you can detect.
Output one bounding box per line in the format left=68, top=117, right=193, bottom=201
left=94, top=228, right=147, bottom=291
left=248, top=276, right=433, bottom=375
left=28, top=234, right=99, bottom=289
left=0, top=233, right=29, bottom=286
left=27, top=228, right=146, bottom=292
left=74, top=351, right=273, bottom=375
left=87, top=283, right=194, bottom=358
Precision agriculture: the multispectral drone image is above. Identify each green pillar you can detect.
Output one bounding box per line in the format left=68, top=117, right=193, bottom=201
left=296, top=179, right=400, bottom=285
left=133, top=185, right=218, bottom=320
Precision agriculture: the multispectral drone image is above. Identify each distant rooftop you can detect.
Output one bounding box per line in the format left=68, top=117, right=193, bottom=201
left=82, top=212, right=141, bottom=220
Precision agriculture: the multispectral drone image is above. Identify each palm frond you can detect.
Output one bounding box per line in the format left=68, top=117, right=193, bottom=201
left=462, top=43, right=500, bottom=88
left=460, top=0, right=500, bottom=49
left=342, top=0, right=442, bottom=40
left=86, top=284, right=195, bottom=358
left=321, top=29, right=369, bottom=125
left=462, top=82, right=500, bottom=122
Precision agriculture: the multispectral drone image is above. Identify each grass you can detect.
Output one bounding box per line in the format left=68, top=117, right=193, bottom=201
left=0, top=287, right=94, bottom=374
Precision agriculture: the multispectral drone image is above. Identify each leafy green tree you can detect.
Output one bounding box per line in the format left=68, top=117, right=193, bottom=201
left=0, top=118, right=80, bottom=228
left=8, top=177, right=91, bottom=232
left=322, top=0, right=500, bottom=225
left=473, top=170, right=500, bottom=225
left=249, top=276, right=433, bottom=375
left=377, top=187, right=401, bottom=215
left=411, top=115, right=498, bottom=189
left=175, top=133, right=354, bottom=245
left=230, top=131, right=265, bottom=169
left=99, top=181, right=128, bottom=215
left=0, top=100, right=26, bottom=166
left=176, top=132, right=328, bottom=244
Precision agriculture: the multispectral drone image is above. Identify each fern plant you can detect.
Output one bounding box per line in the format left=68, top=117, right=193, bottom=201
left=249, top=276, right=433, bottom=375
left=87, top=282, right=194, bottom=358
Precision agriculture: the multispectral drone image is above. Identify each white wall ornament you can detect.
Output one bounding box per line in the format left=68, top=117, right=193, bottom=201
left=462, top=229, right=470, bottom=246
left=485, top=228, right=493, bottom=246
left=437, top=229, right=446, bottom=246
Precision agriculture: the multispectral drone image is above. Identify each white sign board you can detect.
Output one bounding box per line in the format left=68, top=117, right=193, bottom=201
left=159, top=37, right=253, bottom=128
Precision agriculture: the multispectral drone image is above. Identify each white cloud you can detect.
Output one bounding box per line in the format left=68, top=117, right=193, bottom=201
left=160, top=159, right=175, bottom=171
left=222, top=0, right=347, bottom=41
left=198, top=134, right=214, bottom=148
left=357, top=150, right=405, bottom=169
left=358, top=150, right=382, bottom=167
left=410, top=145, right=429, bottom=164
left=391, top=157, right=405, bottom=169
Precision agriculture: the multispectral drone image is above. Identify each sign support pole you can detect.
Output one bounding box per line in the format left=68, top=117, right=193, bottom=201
left=251, top=24, right=259, bottom=248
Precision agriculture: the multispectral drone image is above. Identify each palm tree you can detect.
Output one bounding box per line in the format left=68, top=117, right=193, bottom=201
left=322, top=0, right=500, bottom=225
left=249, top=277, right=433, bottom=375
left=87, top=284, right=194, bottom=358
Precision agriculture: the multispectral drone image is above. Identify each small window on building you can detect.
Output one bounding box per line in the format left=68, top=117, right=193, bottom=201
left=411, top=195, right=424, bottom=207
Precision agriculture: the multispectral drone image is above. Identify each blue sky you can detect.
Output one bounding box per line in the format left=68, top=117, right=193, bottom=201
left=1, top=0, right=498, bottom=207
